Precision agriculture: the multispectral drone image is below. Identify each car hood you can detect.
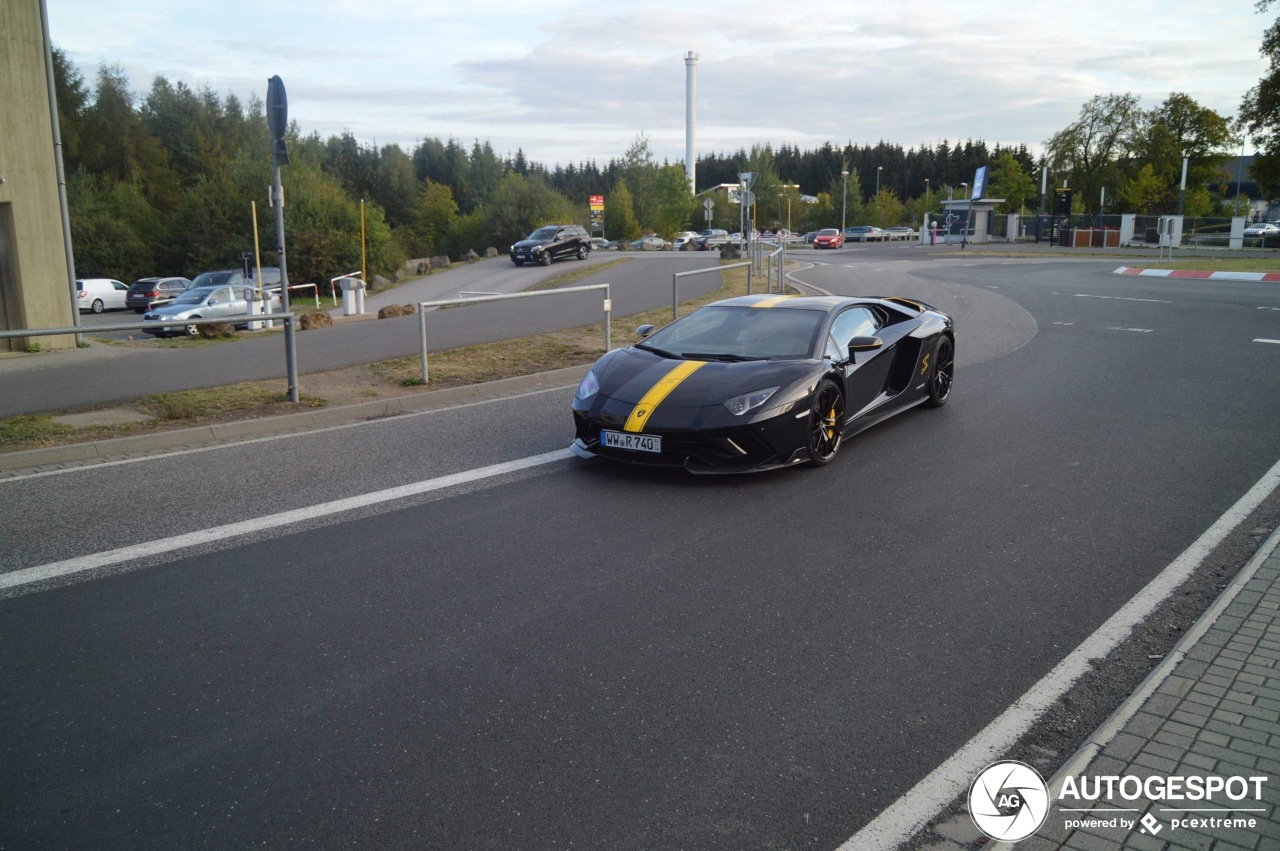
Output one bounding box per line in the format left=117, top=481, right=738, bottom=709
left=513, top=238, right=550, bottom=249
left=146, top=302, right=203, bottom=317
left=595, top=347, right=816, bottom=406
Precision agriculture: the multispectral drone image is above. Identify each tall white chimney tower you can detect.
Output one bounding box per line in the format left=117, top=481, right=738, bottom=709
left=684, top=51, right=698, bottom=193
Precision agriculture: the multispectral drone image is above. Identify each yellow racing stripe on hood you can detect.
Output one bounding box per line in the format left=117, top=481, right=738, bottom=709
left=623, top=360, right=708, bottom=432
left=752, top=295, right=795, bottom=308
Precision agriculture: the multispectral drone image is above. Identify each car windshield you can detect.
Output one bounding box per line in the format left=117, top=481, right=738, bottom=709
left=171, top=288, right=214, bottom=305
left=818, top=229, right=838, bottom=236
left=641, top=305, right=823, bottom=360
left=528, top=226, right=558, bottom=240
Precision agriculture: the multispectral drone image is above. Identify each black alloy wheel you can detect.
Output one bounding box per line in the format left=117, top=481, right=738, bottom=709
left=576, top=245, right=588, bottom=260
left=539, top=251, right=552, bottom=266
left=925, top=336, right=954, bottom=408
left=806, top=378, right=844, bottom=465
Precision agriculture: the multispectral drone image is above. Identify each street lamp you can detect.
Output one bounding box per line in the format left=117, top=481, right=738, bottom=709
left=924, top=178, right=930, bottom=214
left=876, top=165, right=883, bottom=196
left=961, top=182, right=969, bottom=200
left=841, top=169, right=849, bottom=232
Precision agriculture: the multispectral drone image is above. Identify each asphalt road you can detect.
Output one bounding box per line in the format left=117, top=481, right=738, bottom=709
left=0, top=252, right=722, bottom=418
left=2, top=251, right=1279, bottom=849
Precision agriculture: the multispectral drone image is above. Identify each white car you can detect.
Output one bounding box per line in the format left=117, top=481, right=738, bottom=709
left=75, top=278, right=129, bottom=313
left=672, top=231, right=701, bottom=250
left=1244, top=222, right=1280, bottom=237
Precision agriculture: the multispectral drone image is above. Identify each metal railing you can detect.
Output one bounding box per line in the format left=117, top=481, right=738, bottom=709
left=671, top=262, right=749, bottom=320
left=0, top=315, right=300, bottom=402
left=417, top=284, right=612, bottom=384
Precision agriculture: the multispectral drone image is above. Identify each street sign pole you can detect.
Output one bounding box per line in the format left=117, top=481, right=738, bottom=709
left=266, top=75, right=297, bottom=402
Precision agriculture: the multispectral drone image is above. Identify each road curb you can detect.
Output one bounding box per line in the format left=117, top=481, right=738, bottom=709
left=1, top=365, right=588, bottom=473
left=1114, top=266, right=1280, bottom=281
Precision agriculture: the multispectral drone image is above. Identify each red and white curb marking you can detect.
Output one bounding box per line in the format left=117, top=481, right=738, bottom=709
left=1114, top=266, right=1280, bottom=282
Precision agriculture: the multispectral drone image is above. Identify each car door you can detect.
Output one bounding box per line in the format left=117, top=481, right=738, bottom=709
left=109, top=280, right=129, bottom=310
left=830, top=306, right=895, bottom=417
left=206, top=287, right=235, bottom=318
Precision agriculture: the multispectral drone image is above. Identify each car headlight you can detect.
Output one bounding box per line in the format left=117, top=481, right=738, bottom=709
left=723, top=386, right=779, bottom=416
left=576, top=370, right=599, bottom=401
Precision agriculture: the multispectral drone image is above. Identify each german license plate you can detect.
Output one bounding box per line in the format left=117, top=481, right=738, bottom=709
left=601, top=430, right=661, bottom=453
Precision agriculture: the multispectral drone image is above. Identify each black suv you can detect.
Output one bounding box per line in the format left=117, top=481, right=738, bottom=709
left=511, top=225, right=591, bottom=266
left=126, top=276, right=193, bottom=312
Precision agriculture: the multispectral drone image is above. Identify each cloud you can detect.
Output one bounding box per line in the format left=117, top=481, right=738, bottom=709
left=44, top=0, right=1272, bottom=171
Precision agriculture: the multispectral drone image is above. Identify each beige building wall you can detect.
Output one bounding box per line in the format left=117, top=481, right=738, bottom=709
left=0, top=0, right=77, bottom=352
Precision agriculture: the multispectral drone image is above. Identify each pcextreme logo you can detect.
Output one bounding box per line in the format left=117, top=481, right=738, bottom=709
left=967, top=762, right=1270, bottom=844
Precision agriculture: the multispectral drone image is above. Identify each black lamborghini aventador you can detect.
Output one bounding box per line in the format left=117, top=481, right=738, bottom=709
left=570, top=293, right=954, bottom=473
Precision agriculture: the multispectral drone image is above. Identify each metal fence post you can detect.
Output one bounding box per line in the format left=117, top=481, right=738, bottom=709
left=419, top=308, right=429, bottom=384
left=604, top=284, right=612, bottom=351
left=284, top=316, right=299, bottom=402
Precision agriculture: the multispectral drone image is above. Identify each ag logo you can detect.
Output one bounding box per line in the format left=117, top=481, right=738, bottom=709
left=968, top=760, right=1050, bottom=842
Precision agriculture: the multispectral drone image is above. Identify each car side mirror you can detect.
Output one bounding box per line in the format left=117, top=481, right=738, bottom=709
left=635, top=324, right=655, bottom=338
left=847, top=336, right=882, bottom=361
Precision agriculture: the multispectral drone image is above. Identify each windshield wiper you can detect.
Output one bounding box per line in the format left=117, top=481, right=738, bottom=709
left=634, top=342, right=679, bottom=358
left=679, top=352, right=762, bottom=362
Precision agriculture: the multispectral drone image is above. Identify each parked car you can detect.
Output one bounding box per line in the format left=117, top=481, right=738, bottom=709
left=813, top=228, right=844, bottom=249
left=589, top=237, right=611, bottom=250
left=630, top=236, right=669, bottom=251
left=189, top=267, right=282, bottom=293
left=142, top=285, right=279, bottom=337
left=844, top=226, right=885, bottom=242
left=1243, top=222, right=1280, bottom=237
left=802, top=231, right=818, bottom=244
left=510, top=224, right=592, bottom=266
left=126, top=276, right=194, bottom=313
left=695, top=229, right=730, bottom=250
left=75, top=278, right=129, bottom=313
left=672, top=231, right=701, bottom=250
left=884, top=227, right=916, bottom=241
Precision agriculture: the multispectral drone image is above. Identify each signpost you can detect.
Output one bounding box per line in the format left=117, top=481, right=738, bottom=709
left=703, top=197, right=713, bottom=222
left=962, top=165, right=987, bottom=250
left=589, top=194, right=605, bottom=236
left=266, top=75, right=297, bottom=402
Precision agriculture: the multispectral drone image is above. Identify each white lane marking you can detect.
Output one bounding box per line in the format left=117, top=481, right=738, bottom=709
left=1255, top=338, right=1280, bottom=345
left=839, top=454, right=1280, bottom=851
left=0, top=383, right=578, bottom=484
left=1105, top=327, right=1153, bottom=333
left=1259, top=307, right=1280, bottom=311
left=1, top=449, right=574, bottom=592
left=1072, top=294, right=1171, bottom=303
left=984, top=286, right=1000, bottom=289
left=1052, top=322, right=1075, bottom=326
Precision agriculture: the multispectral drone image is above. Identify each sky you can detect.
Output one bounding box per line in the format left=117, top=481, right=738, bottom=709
left=45, top=0, right=1274, bottom=175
